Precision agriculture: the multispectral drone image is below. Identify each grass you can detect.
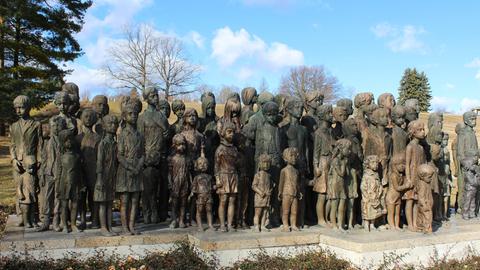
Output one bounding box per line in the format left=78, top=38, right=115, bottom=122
left=0, top=137, right=15, bottom=207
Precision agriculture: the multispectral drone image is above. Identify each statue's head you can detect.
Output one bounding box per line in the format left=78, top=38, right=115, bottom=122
left=241, top=87, right=258, bottom=106
left=283, top=147, right=299, bottom=166
left=183, top=108, right=198, bottom=127
left=354, top=92, right=373, bottom=109
left=121, top=96, right=142, bottom=125
left=262, top=101, right=279, bottom=125
left=58, top=129, right=75, bottom=152
left=286, top=99, right=304, bottom=120
left=305, top=91, right=324, bottom=112
left=333, top=106, right=348, bottom=124
left=257, top=91, right=274, bottom=108
left=172, top=99, right=186, bottom=118
left=227, top=92, right=241, bottom=103
left=157, top=99, right=171, bottom=118
left=317, top=104, right=333, bottom=123
left=62, top=82, right=80, bottom=116
left=441, top=132, right=449, bottom=147
left=258, top=153, right=271, bottom=171
left=377, top=93, right=396, bottom=110
left=370, top=108, right=389, bottom=127
left=407, top=120, right=425, bottom=140
left=49, top=115, right=66, bottom=136
left=334, top=138, right=352, bottom=159
left=274, top=94, right=288, bottom=114
left=54, top=91, right=71, bottom=115
left=194, top=156, right=209, bottom=173
left=391, top=153, right=406, bottom=173
left=336, top=98, right=353, bottom=116
left=405, top=99, right=420, bottom=114
left=172, top=133, right=186, bottom=154
left=463, top=111, right=477, bottom=128
left=81, top=108, right=98, bottom=128
left=13, top=95, right=31, bottom=118
left=201, top=91, right=216, bottom=118
left=342, top=118, right=359, bottom=137
left=428, top=112, right=443, bottom=130
left=418, top=164, right=435, bottom=184
left=102, top=114, right=119, bottom=135
left=143, top=86, right=159, bottom=107
left=391, top=105, right=406, bottom=128
left=220, top=121, right=236, bottom=143
left=364, top=155, right=379, bottom=171
left=224, top=98, right=241, bottom=119
left=92, top=95, right=109, bottom=117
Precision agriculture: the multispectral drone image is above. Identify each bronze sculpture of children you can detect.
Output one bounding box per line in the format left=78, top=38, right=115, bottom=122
left=252, top=154, right=272, bottom=232
left=278, top=147, right=302, bottom=232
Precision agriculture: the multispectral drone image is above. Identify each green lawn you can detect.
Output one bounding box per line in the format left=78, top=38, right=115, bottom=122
left=0, top=137, right=15, bottom=207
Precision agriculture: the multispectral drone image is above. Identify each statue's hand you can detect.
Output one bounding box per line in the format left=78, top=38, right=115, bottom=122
left=314, top=167, right=322, bottom=177
left=278, top=194, right=282, bottom=201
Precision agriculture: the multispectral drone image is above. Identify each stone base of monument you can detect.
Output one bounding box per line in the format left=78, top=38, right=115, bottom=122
left=2, top=214, right=480, bottom=268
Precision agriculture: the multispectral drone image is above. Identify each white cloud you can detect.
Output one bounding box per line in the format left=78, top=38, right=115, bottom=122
left=371, top=23, right=427, bottom=54
left=64, top=63, right=109, bottom=97
left=476, top=71, right=480, bottom=80
left=465, top=58, right=480, bottom=68
left=211, top=26, right=304, bottom=69
left=431, top=96, right=454, bottom=112
left=445, top=83, right=455, bottom=89
left=460, top=98, right=480, bottom=113
left=185, top=31, right=205, bottom=49
left=237, top=67, right=255, bottom=80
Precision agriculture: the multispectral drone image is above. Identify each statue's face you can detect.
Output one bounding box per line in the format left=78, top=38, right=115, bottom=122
left=175, top=141, right=186, bottom=153
left=50, top=120, right=60, bottom=136
left=14, top=103, right=28, bottom=118
left=382, top=95, right=395, bottom=110
left=377, top=112, right=389, bottom=127
left=395, top=162, right=405, bottom=173
left=465, top=114, right=477, bottom=128
left=341, top=145, right=351, bottom=157
left=333, top=109, right=348, bottom=123
left=259, top=160, right=270, bottom=171
left=289, top=103, right=304, bottom=119
left=346, top=121, right=358, bottom=135
left=224, top=127, right=234, bottom=143
left=82, top=112, right=96, bottom=128
left=56, top=99, right=69, bottom=114
left=393, top=115, right=405, bottom=128
left=41, top=124, right=50, bottom=138
left=68, top=97, right=80, bottom=116
left=369, top=159, right=378, bottom=171
left=414, top=126, right=426, bottom=140
left=146, top=91, right=158, bottom=106
left=93, top=101, right=109, bottom=117
left=264, top=110, right=278, bottom=125
left=125, top=110, right=138, bottom=125
left=205, top=103, right=216, bottom=117
left=197, top=160, right=208, bottom=172
left=285, top=151, right=297, bottom=165
left=64, top=137, right=73, bottom=151
left=324, top=109, right=333, bottom=123
left=186, top=113, right=197, bottom=126
left=159, top=105, right=171, bottom=118
left=174, top=108, right=185, bottom=118
left=441, top=137, right=448, bottom=147
left=105, top=120, right=118, bottom=134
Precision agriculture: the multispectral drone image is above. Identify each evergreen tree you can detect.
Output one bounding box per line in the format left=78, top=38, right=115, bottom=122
left=398, top=68, right=432, bottom=112
left=0, top=0, right=92, bottom=125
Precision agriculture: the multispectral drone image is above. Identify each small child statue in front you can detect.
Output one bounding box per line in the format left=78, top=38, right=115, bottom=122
left=215, top=121, right=240, bottom=232
left=189, top=152, right=215, bottom=232
left=461, top=151, right=480, bottom=220
left=252, top=154, right=273, bottom=232
left=278, top=147, right=303, bottom=232
left=385, top=154, right=410, bottom=230
left=168, top=134, right=191, bottom=229
left=94, top=115, right=119, bottom=236
left=328, top=139, right=352, bottom=231
left=361, top=155, right=384, bottom=232
left=57, top=130, right=83, bottom=233
left=416, top=164, right=436, bottom=234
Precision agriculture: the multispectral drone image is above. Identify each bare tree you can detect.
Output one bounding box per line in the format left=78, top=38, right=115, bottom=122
left=103, top=24, right=201, bottom=99
left=217, top=85, right=239, bottom=103
left=103, top=25, right=156, bottom=92
left=258, top=77, right=269, bottom=93
left=152, top=37, right=201, bottom=99
left=279, top=65, right=341, bottom=104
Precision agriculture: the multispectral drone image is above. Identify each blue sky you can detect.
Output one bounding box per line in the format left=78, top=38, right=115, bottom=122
left=66, top=0, right=480, bottom=113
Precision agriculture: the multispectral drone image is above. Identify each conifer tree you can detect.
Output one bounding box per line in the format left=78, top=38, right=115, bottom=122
left=398, top=68, right=432, bottom=112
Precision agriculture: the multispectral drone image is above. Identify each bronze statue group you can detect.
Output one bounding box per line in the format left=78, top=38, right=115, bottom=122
left=10, top=83, right=478, bottom=236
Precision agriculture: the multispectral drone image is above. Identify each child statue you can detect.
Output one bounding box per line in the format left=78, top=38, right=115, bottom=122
left=252, top=154, right=272, bottom=232
left=92, top=95, right=109, bottom=136
left=452, top=122, right=466, bottom=213
left=404, top=98, right=420, bottom=125
left=391, top=105, right=408, bottom=156
left=198, top=91, right=219, bottom=174
left=116, top=97, right=144, bottom=235
left=189, top=153, right=214, bottom=232
left=439, top=132, right=452, bottom=219
left=94, top=115, right=119, bottom=236
left=171, top=99, right=186, bottom=134
left=215, top=121, right=240, bottom=232
left=11, top=95, right=41, bottom=228
left=416, top=164, right=436, bottom=233
left=54, top=91, right=77, bottom=135
left=234, top=134, right=249, bottom=229
left=57, top=130, right=82, bottom=233
left=240, top=87, right=258, bottom=126
left=312, top=104, right=334, bottom=226
left=404, top=120, right=428, bottom=231
left=461, top=151, right=480, bottom=220
left=336, top=98, right=354, bottom=118
left=342, top=118, right=363, bottom=229
left=77, top=108, right=101, bottom=229
left=361, top=155, right=384, bottom=232
left=138, top=87, right=170, bottom=224
left=168, top=134, right=191, bottom=229
left=332, top=106, right=348, bottom=140
left=157, top=98, right=172, bottom=221
left=278, top=147, right=302, bottom=232
left=386, top=154, right=410, bottom=230
left=281, top=98, right=309, bottom=227
left=328, top=139, right=352, bottom=231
